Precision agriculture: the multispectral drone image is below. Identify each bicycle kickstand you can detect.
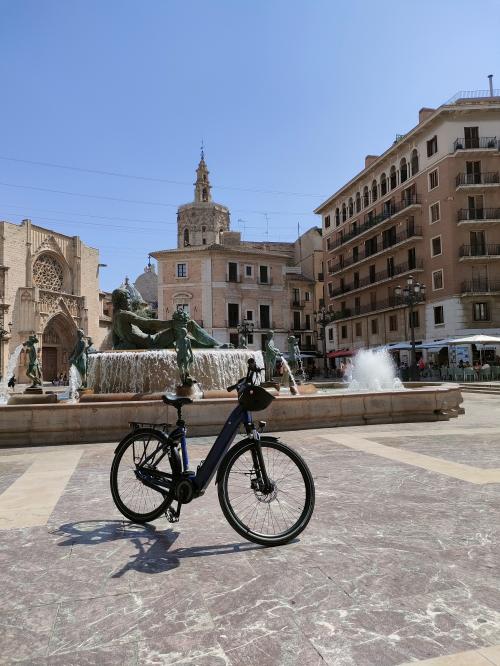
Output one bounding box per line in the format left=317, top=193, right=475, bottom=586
left=165, top=501, right=182, bottom=524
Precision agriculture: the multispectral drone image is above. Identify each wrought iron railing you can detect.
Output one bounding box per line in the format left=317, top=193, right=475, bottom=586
left=457, top=208, right=500, bottom=221
left=453, top=137, right=498, bottom=151
left=456, top=172, right=500, bottom=186
left=330, top=259, right=423, bottom=297
left=461, top=280, right=500, bottom=293
left=459, top=244, right=500, bottom=258
left=332, top=294, right=426, bottom=321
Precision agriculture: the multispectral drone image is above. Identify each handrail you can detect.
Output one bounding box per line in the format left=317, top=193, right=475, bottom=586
left=453, top=137, right=498, bottom=151
left=459, top=244, right=500, bottom=257
left=456, top=172, right=500, bottom=186
left=330, top=259, right=423, bottom=297
left=457, top=207, right=500, bottom=221
left=461, top=280, right=500, bottom=293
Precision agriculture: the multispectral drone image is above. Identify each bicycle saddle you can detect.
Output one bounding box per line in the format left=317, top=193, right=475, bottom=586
left=162, top=393, right=193, bottom=409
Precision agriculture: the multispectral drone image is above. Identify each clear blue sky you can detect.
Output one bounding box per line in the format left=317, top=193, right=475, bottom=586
left=1, top=0, right=499, bottom=291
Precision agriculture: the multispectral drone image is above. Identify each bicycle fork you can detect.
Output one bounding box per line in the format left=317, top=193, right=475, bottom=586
left=250, top=438, right=274, bottom=494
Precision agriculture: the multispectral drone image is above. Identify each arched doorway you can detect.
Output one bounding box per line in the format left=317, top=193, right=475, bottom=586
left=42, top=313, right=77, bottom=382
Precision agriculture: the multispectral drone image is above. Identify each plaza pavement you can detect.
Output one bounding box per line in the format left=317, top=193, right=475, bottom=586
left=1, top=393, right=500, bottom=665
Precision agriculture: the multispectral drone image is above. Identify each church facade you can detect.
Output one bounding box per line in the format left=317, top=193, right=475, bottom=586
left=0, top=219, right=110, bottom=382
left=151, top=154, right=324, bottom=352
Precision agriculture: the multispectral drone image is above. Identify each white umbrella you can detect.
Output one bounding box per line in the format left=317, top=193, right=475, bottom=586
left=448, top=334, right=500, bottom=364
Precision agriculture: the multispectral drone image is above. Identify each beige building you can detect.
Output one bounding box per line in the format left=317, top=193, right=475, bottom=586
left=0, top=219, right=110, bottom=381
left=315, top=89, right=500, bottom=355
left=152, top=155, right=324, bottom=352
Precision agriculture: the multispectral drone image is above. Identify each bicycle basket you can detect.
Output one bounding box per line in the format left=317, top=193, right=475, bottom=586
left=238, top=385, right=274, bottom=412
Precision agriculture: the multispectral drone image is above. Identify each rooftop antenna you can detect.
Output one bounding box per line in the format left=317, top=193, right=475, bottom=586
left=264, top=213, right=269, bottom=242
left=488, top=74, right=494, bottom=96
left=237, top=218, right=247, bottom=240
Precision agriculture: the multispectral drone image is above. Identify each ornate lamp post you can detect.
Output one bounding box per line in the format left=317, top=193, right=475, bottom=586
left=237, top=318, right=254, bottom=348
left=313, top=307, right=333, bottom=377
left=395, top=276, right=426, bottom=381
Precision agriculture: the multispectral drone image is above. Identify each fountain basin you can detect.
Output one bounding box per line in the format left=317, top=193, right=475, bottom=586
left=0, top=384, right=463, bottom=446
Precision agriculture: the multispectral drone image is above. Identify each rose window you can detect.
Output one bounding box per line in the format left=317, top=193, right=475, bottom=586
left=32, top=255, right=64, bottom=291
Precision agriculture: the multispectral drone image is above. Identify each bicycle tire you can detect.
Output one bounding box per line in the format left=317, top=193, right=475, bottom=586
left=110, top=429, right=180, bottom=523
left=218, top=438, right=315, bottom=546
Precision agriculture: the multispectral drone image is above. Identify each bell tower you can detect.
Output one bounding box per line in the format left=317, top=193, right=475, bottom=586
left=177, top=148, right=230, bottom=248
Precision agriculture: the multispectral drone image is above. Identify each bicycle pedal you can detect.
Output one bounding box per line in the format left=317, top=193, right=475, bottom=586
left=165, top=508, right=179, bottom=523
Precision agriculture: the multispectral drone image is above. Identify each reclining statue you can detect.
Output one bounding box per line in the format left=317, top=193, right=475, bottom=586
left=111, top=288, right=219, bottom=350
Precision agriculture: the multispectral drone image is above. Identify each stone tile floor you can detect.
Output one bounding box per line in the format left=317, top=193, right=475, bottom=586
left=0, top=393, right=500, bottom=665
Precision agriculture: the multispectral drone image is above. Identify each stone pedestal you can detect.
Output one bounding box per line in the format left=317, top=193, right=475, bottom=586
left=24, top=387, right=43, bottom=395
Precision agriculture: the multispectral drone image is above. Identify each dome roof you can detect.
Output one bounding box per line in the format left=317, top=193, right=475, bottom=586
left=134, top=264, right=158, bottom=305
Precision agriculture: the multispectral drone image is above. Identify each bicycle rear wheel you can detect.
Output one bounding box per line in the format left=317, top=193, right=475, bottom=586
left=110, top=430, right=180, bottom=523
left=218, top=438, right=315, bottom=546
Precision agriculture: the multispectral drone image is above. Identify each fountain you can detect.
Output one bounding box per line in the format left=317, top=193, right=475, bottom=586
left=68, top=365, right=81, bottom=403
left=0, top=344, right=23, bottom=405
left=348, top=349, right=405, bottom=392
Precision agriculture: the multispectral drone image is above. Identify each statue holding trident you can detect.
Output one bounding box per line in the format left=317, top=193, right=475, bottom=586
left=24, top=334, right=42, bottom=389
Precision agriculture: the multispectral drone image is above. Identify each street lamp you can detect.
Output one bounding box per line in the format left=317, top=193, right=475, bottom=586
left=313, top=307, right=333, bottom=377
left=395, top=275, right=426, bottom=381
left=237, top=318, right=254, bottom=348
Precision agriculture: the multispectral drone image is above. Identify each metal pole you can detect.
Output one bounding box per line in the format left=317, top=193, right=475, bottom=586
left=323, top=322, right=328, bottom=377
left=409, top=299, right=416, bottom=380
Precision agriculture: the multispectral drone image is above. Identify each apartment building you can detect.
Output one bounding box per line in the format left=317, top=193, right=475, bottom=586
left=315, top=88, right=500, bottom=353
left=152, top=154, right=323, bottom=351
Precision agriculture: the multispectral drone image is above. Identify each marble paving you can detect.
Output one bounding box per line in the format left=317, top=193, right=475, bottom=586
left=0, top=393, right=500, bottom=665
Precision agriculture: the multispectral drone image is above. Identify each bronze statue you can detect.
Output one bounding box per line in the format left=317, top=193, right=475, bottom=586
left=287, top=335, right=301, bottom=373
left=111, top=289, right=219, bottom=350
left=264, top=330, right=281, bottom=381
left=174, top=327, right=194, bottom=385
left=69, top=329, right=87, bottom=387
left=24, top=334, right=42, bottom=388
left=238, top=332, right=247, bottom=349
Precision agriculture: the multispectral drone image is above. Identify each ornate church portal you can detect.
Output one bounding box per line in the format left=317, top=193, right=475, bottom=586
left=42, top=313, right=76, bottom=381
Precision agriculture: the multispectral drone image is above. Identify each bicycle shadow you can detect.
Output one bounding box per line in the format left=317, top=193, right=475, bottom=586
left=53, top=520, right=263, bottom=578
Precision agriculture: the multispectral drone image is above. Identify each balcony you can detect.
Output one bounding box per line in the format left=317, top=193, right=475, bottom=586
left=330, top=259, right=423, bottom=298
left=457, top=208, right=500, bottom=224
left=226, top=275, right=241, bottom=283
left=332, top=294, right=425, bottom=321
left=453, top=137, right=499, bottom=152
left=328, top=226, right=423, bottom=275
left=461, top=280, right=500, bottom=294
left=290, top=300, right=305, bottom=309
left=257, top=279, right=273, bottom=286
left=317, top=272, right=324, bottom=281
left=456, top=172, right=500, bottom=188
left=459, top=244, right=500, bottom=260
left=329, top=196, right=421, bottom=250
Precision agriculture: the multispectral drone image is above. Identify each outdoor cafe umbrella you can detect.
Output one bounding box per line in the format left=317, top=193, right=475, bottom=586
left=447, top=334, right=500, bottom=364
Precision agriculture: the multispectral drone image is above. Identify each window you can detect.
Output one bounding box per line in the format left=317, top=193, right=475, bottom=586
left=466, top=161, right=481, bottom=184
left=229, top=332, right=239, bottom=347
left=304, top=291, right=310, bottom=301
left=355, top=192, right=361, bottom=213
left=426, top=135, right=438, bottom=157
left=228, top=303, right=239, bottom=327
left=293, top=311, right=301, bottom=329
left=245, top=265, right=253, bottom=277
left=292, top=288, right=300, bottom=305
left=335, top=208, right=340, bottom=226
left=473, top=302, right=490, bottom=321
left=365, top=236, right=378, bottom=256
left=342, top=204, right=347, bottom=222
left=328, top=328, right=333, bottom=341
left=246, top=310, right=253, bottom=320
left=464, top=126, right=479, bottom=149
left=341, top=325, right=348, bottom=339
left=355, top=322, right=362, bottom=337
left=32, top=254, right=64, bottom=291
left=259, top=265, right=269, bottom=283
left=369, top=264, right=376, bottom=283
left=389, top=315, right=398, bottom=331
left=400, top=158, right=408, bottom=183
left=348, top=198, right=354, bottom=217
left=434, top=306, right=444, bottom=325
left=371, top=319, right=378, bottom=334
left=176, top=263, right=187, bottom=278
left=371, top=180, right=378, bottom=202
left=432, top=269, right=444, bottom=290
left=228, top=262, right=238, bottom=282
left=305, top=314, right=311, bottom=329
left=260, top=304, right=270, bottom=328
left=410, top=149, right=419, bottom=176
left=390, top=166, right=397, bottom=190
left=429, top=169, right=439, bottom=190
left=176, top=303, right=189, bottom=315
left=183, top=228, right=190, bottom=246
left=431, top=236, right=442, bottom=257
left=430, top=202, right=440, bottom=223
left=380, top=173, right=387, bottom=196
left=353, top=271, right=360, bottom=289
left=247, top=333, right=254, bottom=345
left=363, top=186, right=369, bottom=207
left=324, top=215, right=331, bottom=228
left=354, top=297, right=361, bottom=314
left=409, top=310, right=419, bottom=328
left=352, top=246, right=359, bottom=262
left=387, top=256, right=395, bottom=277
left=408, top=247, right=416, bottom=270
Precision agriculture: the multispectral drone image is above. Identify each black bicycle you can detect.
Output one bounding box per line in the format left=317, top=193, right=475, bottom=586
left=110, top=360, right=315, bottom=546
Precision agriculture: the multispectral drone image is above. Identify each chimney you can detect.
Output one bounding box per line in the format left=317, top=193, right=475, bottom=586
left=488, top=74, right=494, bottom=96
left=365, top=155, right=378, bottom=168
left=419, top=107, right=435, bottom=123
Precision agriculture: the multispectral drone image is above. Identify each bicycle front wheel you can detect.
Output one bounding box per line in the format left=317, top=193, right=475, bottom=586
left=218, top=439, right=315, bottom=546
left=110, top=430, right=179, bottom=524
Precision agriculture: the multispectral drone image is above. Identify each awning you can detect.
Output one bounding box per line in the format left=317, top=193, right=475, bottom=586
left=327, top=349, right=355, bottom=358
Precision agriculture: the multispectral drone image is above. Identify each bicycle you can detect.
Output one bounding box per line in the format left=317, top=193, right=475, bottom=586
left=110, top=360, right=315, bottom=546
